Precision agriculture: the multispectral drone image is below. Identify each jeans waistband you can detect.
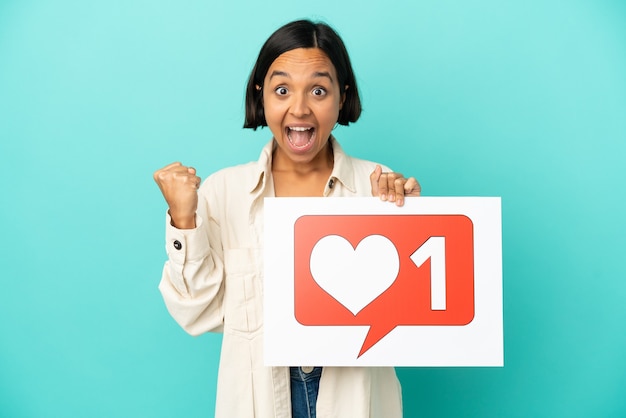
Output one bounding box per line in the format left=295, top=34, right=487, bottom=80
left=290, top=367, right=322, bottom=382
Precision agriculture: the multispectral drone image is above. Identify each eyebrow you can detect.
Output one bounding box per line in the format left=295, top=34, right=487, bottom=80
left=268, top=70, right=334, bottom=83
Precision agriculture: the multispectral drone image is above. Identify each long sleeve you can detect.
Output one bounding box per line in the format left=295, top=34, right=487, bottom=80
left=158, top=186, right=226, bottom=336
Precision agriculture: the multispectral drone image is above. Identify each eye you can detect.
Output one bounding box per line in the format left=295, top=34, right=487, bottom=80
left=275, top=86, right=288, bottom=96
left=312, top=87, right=327, bottom=97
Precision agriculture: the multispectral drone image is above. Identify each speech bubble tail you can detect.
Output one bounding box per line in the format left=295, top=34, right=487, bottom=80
left=357, top=324, right=398, bottom=358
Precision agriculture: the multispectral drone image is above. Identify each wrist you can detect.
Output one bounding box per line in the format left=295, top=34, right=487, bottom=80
left=169, top=211, right=196, bottom=229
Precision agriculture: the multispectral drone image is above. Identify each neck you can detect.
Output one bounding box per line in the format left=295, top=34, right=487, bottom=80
left=272, top=139, right=334, bottom=175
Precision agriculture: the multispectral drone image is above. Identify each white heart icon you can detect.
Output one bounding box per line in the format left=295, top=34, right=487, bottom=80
left=309, top=234, right=400, bottom=315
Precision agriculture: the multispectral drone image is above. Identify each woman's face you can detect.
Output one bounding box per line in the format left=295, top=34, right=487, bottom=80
left=262, top=48, right=344, bottom=167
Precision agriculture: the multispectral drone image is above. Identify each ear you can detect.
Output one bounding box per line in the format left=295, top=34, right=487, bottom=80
left=255, top=84, right=262, bottom=91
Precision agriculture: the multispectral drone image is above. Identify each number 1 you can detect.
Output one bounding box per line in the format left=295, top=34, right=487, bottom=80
left=409, top=236, right=446, bottom=310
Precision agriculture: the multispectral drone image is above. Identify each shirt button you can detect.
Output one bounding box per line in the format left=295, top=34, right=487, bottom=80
left=173, top=240, right=182, bottom=250
left=301, top=366, right=314, bottom=374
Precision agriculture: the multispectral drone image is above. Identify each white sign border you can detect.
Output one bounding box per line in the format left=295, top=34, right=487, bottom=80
left=263, top=197, right=503, bottom=367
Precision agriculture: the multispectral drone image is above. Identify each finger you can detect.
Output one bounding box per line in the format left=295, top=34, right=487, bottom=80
left=187, top=167, right=196, bottom=175
left=156, top=161, right=182, bottom=176
left=404, top=177, right=421, bottom=196
left=154, top=162, right=179, bottom=182
left=385, top=173, right=403, bottom=202
left=154, top=162, right=187, bottom=182
left=378, top=173, right=390, bottom=201
left=370, top=165, right=383, bottom=196
left=173, top=170, right=200, bottom=189
left=393, top=177, right=406, bottom=206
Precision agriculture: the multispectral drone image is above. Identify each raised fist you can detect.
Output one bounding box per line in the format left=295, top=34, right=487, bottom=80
left=153, top=162, right=201, bottom=229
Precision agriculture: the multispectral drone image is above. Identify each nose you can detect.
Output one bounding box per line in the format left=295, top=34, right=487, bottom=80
left=289, top=92, right=311, bottom=118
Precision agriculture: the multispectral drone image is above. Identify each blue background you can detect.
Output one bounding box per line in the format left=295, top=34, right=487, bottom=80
left=1, top=0, right=625, bottom=416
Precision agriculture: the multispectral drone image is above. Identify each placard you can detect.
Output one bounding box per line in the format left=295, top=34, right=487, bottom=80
left=264, top=197, right=502, bottom=366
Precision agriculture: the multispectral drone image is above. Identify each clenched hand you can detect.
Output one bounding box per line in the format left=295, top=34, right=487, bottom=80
left=153, top=162, right=201, bottom=229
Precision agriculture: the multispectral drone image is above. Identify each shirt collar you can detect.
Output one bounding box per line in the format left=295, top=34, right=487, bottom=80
left=247, top=136, right=356, bottom=195
left=248, top=139, right=274, bottom=194
left=328, top=137, right=356, bottom=193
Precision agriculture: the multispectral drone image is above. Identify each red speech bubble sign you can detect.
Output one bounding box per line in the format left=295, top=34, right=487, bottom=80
left=294, top=215, right=474, bottom=358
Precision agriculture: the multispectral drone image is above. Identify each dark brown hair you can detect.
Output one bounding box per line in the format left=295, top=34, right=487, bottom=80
left=244, top=20, right=362, bottom=129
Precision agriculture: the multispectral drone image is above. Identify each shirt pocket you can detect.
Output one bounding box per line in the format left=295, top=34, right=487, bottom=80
left=223, top=247, right=263, bottom=334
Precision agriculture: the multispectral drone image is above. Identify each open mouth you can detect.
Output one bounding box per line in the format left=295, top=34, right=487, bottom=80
left=286, top=126, right=315, bottom=150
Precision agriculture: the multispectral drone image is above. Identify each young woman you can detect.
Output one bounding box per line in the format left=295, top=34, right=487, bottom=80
left=154, top=19, right=420, bottom=418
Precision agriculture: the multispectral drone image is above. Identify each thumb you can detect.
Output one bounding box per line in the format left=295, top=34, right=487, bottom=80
left=370, top=165, right=383, bottom=195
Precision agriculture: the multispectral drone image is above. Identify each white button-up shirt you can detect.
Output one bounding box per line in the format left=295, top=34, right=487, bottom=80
left=159, top=138, right=403, bottom=417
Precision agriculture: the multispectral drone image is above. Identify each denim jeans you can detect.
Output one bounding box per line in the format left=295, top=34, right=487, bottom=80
left=290, top=366, right=322, bottom=418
